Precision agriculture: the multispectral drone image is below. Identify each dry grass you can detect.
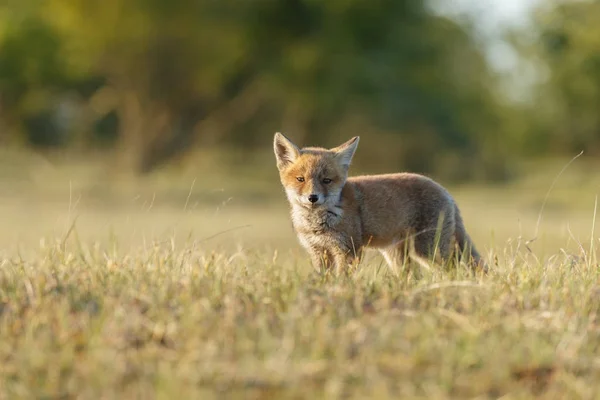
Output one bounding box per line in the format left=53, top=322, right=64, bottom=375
left=3, top=236, right=600, bottom=399
left=2, top=154, right=600, bottom=398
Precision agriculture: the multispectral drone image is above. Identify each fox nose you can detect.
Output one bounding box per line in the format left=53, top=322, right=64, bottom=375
left=308, top=194, right=319, bottom=203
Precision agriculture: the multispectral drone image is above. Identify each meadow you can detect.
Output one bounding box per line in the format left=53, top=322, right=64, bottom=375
left=2, top=151, right=600, bottom=399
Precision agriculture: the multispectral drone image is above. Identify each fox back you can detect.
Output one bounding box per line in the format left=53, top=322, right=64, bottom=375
left=273, top=132, right=484, bottom=273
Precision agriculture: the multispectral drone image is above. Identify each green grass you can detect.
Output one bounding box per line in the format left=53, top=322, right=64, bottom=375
left=2, top=154, right=600, bottom=398
left=2, top=239, right=600, bottom=399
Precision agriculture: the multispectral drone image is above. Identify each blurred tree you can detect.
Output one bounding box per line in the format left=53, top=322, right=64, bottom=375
left=519, top=0, right=600, bottom=155
left=0, top=3, right=70, bottom=147
left=43, top=0, right=257, bottom=173
left=240, top=0, right=508, bottom=179
left=0, top=0, right=511, bottom=180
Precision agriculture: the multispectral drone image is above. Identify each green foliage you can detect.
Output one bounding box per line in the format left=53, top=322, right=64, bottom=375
left=0, top=10, right=70, bottom=145
left=518, top=0, right=600, bottom=156
left=0, top=0, right=513, bottom=180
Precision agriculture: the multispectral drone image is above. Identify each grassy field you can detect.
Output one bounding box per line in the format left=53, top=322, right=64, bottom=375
left=2, top=153, right=600, bottom=398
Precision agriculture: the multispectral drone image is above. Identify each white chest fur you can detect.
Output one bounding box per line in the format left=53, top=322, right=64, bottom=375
left=290, top=204, right=343, bottom=233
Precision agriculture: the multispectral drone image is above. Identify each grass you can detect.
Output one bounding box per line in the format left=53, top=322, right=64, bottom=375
left=3, top=238, right=600, bottom=399
left=2, top=154, right=600, bottom=398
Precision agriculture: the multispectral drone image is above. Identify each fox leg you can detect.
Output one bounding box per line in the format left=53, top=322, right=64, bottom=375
left=309, top=251, right=324, bottom=271
left=306, top=246, right=349, bottom=273
left=305, top=247, right=331, bottom=272
left=380, top=249, right=400, bottom=277
left=347, top=246, right=363, bottom=271
left=330, top=244, right=362, bottom=275
left=413, top=209, right=455, bottom=263
left=380, top=240, right=411, bottom=277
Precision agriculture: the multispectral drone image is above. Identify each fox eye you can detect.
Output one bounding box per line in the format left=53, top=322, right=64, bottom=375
left=296, top=177, right=305, bottom=182
left=322, top=178, right=332, bottom=184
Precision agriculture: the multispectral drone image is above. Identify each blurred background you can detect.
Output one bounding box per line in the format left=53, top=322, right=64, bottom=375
left=1, top=0, right=600, bottom=258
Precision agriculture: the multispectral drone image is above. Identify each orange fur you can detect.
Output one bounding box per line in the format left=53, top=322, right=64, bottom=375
left=273, top=132, right=485, bottom=274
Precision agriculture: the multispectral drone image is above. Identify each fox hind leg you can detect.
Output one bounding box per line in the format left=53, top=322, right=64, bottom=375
left=380, top=240, right=411, bottom=277
left=380, top=249, right=397, bottom=276
left=413, top=208, right=456, bottom=264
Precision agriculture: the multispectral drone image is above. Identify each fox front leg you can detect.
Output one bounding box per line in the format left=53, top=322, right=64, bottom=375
left=306, top=247, right=330, bottom=272
left=308, top=247, right=346, bottom=274
left=331, top=246, right=362, bottom=275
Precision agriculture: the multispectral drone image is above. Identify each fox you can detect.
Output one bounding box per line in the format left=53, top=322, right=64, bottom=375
left=273, top=132, right=485, bottom=274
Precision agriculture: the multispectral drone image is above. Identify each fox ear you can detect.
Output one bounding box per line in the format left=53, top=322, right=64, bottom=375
left=274, top=132, right=300, bottom=170
left=332, top=136, right=359, bottom=169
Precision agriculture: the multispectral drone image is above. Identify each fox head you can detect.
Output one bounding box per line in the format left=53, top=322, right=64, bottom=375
left=273, top=132, right=359, bottom=208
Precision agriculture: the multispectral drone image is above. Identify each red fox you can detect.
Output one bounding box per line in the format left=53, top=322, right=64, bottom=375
left=273, top=132, right=485, bottom=274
